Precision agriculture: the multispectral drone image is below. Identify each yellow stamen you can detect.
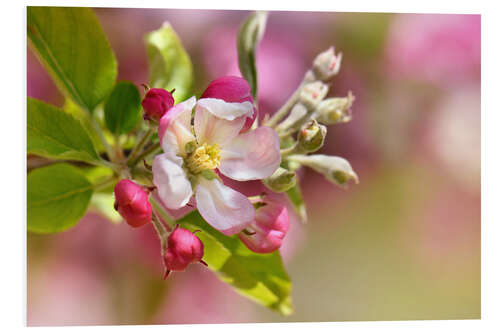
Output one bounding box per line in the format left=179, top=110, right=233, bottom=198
left=185, top=143, right=221, bottom=174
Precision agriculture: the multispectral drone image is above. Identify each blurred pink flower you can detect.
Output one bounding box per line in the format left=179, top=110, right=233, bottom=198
left=386, top=14, right=480, bottom=86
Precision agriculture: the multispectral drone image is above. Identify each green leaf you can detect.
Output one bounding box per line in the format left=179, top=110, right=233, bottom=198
left=286, top=183, right=307, bottom=222
left=104, top=81, right=142, bottom=135
left=177, top=211, right=293, bottom=315
left=145, top=22, right=194, bottom=103
left=237, top=11, right=268, bottom=100
left=27, top=7, right=117, bottom=112
left=28, top=163, right=94, bottom=233
left=28, top=97, right=100, bottom=164
left=90, top=193, right=122, bottom=224
left=63, top=98, right=104, bottom=152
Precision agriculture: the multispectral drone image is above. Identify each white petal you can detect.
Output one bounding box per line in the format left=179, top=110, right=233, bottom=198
left=219, top=127, right=281, bottom=181
left=152, top=153, right=193, bottom=209
left=158, top=96, right=196, bottom=155
left=197, top=98, right=253, bottom=120
left=194, top=98, right=252, bottom=146
left=195, top=178, right=254, bottom=236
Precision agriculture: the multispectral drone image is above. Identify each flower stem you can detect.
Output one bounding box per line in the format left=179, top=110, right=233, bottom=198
left=265, top=70, right=315, bottom=128
left=128, top=142, right=161, bottom=167
left=126, top=128, right=154, bottom=166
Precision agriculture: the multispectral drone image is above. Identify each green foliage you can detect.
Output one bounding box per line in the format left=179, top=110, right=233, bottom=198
left=27, top=7, right=117, bottom=112
left=28, top=97, right=100, bottom=164
left=237, top=11, right=268, bottom=100
left=104, top=81, right=142, bottom=135
left=145, top=23, right=194, bottom=103
left=177, top=211, right=293, bottom=316
left=28, top=163, right=94, bottom=233
left=286, top=183, right=307, bottom=222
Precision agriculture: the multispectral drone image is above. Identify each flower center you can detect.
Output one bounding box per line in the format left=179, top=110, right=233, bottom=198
left=185, top=143, right=221, bottom=175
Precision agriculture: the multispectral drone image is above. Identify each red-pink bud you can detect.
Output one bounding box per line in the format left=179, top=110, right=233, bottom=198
left=141, top=88, right=175, bottom=121
left=201, top=76, right=257, bottom=132
left=114, top=179, right=152, bottom=228
left=239, top=201, right=290, bottom=254
left=164, top=226, right=205, bottom=278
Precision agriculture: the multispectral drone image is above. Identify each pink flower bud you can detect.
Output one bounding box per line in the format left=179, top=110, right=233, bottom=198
left=114, top=179, right=152, bottom=228
left=141, top=88, right=175, bottom=121
left=239, top=201, right=290, bottom=254
left=164, top=226, right=205, bottom=278
left=201, top=76, right=257, bottom=132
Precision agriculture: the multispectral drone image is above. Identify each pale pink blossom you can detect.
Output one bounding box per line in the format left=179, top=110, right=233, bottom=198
left=152, top=96, right=281, bottom=235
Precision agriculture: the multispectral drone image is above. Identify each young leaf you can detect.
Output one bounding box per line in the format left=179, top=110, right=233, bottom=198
left=27, top=7, right=117, bottom=112
left=63, top=98, right=104, bottom=152
left=145, top=22, right=194, bottom=103
left=177, top=211, right=293, bottom=316
left=237, top=11, right=268, bottom=100
left=104, top=81, right=142, bottom=135
left=286, top=183, right=308, bottom=222
left=28, top=163, right=94, bottom=233
left=28, top=97, right=100, bottom=164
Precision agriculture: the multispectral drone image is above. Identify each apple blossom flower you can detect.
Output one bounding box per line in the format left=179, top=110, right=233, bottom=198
left=238, top=200, right=290, bottom=254
left=201, top=76, right=257, bottom=132
left=152, top=95, right=281, bottom=235
left=113, top=179, right=152, bottom=228
left=141, top=88, right=175, bottom=121
left=164, top=226, right=205, bottom=278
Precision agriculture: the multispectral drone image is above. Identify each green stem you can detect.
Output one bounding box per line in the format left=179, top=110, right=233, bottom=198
left=265, top=70, right=315, bottom=128
left=151, top=213, right=168, bottom=256
left=128, top=142, right=161, bottom=167
left=89, top=116, right=115, bottom=163
left=93, top=176, right=116, bottom=191
left=126, top=128, right=154, bottom=166
left=150, top=195, right=174, bottom=232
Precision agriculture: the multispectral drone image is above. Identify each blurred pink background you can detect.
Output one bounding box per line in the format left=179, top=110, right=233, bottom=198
left=27, top=9, right=480, bottom=325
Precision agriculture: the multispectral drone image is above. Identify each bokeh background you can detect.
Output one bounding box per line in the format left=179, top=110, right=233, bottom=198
left=27, top=9, right=481, bottom=325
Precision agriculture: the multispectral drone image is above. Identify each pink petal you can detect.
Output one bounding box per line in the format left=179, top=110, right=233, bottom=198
left=152, top=153, right=193, bottom=209
left=158, top=97, right=196, bottom=155
left=195, top=178, right=254, bottom=236
left=218, top=126, right=281, bottom=181
left=194, top=98, right=253, bottom=146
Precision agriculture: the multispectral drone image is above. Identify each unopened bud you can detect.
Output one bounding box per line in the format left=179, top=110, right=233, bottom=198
left=239, top=201, right=290, bottom=254
left=299, top=81, right=329, bottom=110
left=287, top=154, right=358, bottom=188
left=164, top=226, right=205, bottom=278
left=297, top=120, right=327, bottom=153
left=312, top=46, right=342, bottom=81
left=201, top=76, right=257, bottom=132
left=314, top=91, right=355, bottom=125
left=114, top=179, right=152, bottom=227
left=263, top=167, right=297, bottom=193
left=142, top=88, right=175, bottom=121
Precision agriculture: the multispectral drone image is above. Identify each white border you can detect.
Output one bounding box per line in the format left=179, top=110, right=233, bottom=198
left=3, top=0, right=499, bottom=332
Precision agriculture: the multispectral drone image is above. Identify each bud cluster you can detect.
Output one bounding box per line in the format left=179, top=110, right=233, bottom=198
left=263, top=46, right=358, bottom=203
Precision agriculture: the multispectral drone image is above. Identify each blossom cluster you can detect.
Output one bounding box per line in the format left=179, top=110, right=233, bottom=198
left=114, top=47, right=357, bottom=278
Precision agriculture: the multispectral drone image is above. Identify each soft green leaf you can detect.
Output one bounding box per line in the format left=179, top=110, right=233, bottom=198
left=286, top=183, right=307, bottom=222
left=90, top=193, right=122, bottom=224
left=104, top=81, right=142, bottom=135
left=63, top=98, right=104, bottom=152
left=237, top=11, right=268, bottom=100
left=28, top=163, right=94, bottom=233
left=27, top=7, right=117, bottom=112
left=177, top=211, right=293, bottom=315
left=28, top=97, right=100, bottom=164
left=145, top=22, right=194, bottom=102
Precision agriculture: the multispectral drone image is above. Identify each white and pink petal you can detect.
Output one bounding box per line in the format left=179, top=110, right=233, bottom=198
left=218, top=126, right=281, bottom=181
left=195, top=177, right=254, bottom=236
left=158, top=96, right=196, bottom=155
left=152, top=153, right=193, bottom=210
